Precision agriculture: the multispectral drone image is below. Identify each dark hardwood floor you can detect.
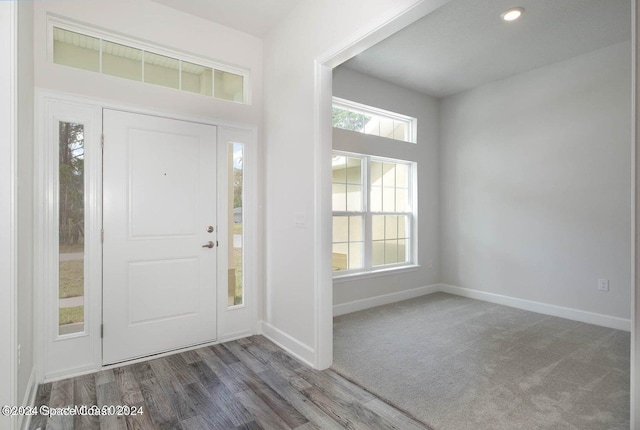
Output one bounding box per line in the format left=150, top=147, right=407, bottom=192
left=30, top=336, right=431, bottom=430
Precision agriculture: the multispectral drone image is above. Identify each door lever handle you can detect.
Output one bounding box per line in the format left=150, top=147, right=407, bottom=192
left=202, top=241, right=214, bottom=249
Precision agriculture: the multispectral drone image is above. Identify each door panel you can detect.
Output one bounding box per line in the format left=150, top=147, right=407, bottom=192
left=127, top=258, right=198, bottom=325
left=103, top=110, right=217, bottom=365
left=129, top=131, right=199, bottom=237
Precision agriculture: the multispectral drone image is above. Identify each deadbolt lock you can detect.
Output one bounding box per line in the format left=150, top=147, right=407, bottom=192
left=207, top=226, right=214, bottom=233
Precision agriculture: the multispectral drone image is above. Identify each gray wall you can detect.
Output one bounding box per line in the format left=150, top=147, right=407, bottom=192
left=18, top=0, right=34, bottom=406
left=439, top=41, right=632, bottom=319
left=332, top=67, right=440, bottom=305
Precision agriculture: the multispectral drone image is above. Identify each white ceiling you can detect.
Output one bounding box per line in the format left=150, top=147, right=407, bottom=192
left=150, top=0, right=300, bottom=37
left=341, top=0, right=631, bottom=98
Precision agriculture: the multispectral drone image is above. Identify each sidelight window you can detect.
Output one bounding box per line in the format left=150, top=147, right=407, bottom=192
left=228, top=143, right=244, bottom=307
left=58, top=122, right=85, bottom=335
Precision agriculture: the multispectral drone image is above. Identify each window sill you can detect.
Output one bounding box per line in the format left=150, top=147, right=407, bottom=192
left=333, top=264, right=421, bottom=283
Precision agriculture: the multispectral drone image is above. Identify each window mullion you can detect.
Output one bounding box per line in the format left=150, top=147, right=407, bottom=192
left=409, top=161, right=415, bottom=264
left=364, top=156, right=372, bottom=271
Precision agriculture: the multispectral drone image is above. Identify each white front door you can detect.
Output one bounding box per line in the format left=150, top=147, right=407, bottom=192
left=102, top=110, right=217, bottom=365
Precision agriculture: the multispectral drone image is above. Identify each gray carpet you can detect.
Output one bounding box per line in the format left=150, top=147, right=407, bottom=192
left=333, top=292, right=630, bottom=430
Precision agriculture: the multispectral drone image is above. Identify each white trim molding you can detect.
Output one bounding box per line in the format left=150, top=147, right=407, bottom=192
left=312, top=59, right=334, bottom=370
left=219, top=330, right=256, bottom=343
left=333, top=284, right=440, bottom=317
left=333, top=284, right=631, bottom=332
left=258, top=321, right=315, bottom=368
left=632, top=0, right=639, bottom=424
left=18, top=368, right=37, bottom=430
left=0, top=3, right=18, bottom=429
left=439, top=284, right=631, bottom=332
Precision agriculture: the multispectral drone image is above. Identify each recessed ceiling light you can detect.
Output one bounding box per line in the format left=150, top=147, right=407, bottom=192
left=501, top=7, right=524, bottom=22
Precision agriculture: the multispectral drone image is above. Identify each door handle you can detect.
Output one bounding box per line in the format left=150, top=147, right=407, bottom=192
left=202, top=241, right=215, bottom=249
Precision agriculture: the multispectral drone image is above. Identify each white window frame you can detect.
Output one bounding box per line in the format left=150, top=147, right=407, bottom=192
left=332, top=151, right=417, bottom=278
left=47, top=16, right=252, bottom=105
left=332, top=97, right=417, bottom=143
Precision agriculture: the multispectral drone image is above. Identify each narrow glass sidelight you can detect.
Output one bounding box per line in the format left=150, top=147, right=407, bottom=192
left=58, top=122, right=85, bottom=335
left=228, top=143, right=244, bottom=307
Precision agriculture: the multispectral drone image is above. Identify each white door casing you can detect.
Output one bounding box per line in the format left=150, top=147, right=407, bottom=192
left=102, top=110, right=217, bottom=365
left=0, top=3, right=17, bottom=427
left=37, top=92, right=258, bottom=380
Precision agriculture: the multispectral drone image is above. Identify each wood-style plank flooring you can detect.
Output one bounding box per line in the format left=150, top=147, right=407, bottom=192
left=30, top=336, right=431, bottom=430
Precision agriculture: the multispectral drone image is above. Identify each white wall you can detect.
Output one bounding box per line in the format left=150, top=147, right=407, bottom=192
left=332, top=67, right=440, bottom=305
left=17, top=0, right=35, bottom=410
left=440, top=41, right=632, bottom=320
left=34, top=0, right=263, bottom=127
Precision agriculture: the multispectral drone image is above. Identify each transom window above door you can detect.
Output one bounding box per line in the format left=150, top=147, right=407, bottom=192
left=332, top=152, right=416, bottom=276
left=49, top=18, right=250, bottom=104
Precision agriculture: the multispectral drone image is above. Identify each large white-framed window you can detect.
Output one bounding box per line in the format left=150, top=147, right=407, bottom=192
left=332, top=151, right=416, bottom=276
left=48, top=17, right=250, bottom=104
left=332, top=97, right=417, bottom=143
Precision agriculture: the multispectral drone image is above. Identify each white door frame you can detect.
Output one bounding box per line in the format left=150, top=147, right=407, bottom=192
left=35, top=90, right=259, bottom=381
left=310, top=0, right=453, bottom=369
left=633, top=0, right=639, bottom=423
left=0, top=2, right=18, bottom=429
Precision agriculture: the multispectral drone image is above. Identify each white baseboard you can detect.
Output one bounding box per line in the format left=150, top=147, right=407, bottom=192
left=439, top=284, right=631, bottom=332
left=333, top=284, right=440, bottom=317
left=332, top=283, right=631, bottom=331
left=44, top=364, right=100, bottom=384
left=258, top=321, right=315, bottom=367
left=19, top=367, right=37, bottom=430
left=219, top=329, right=255, bottom=343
